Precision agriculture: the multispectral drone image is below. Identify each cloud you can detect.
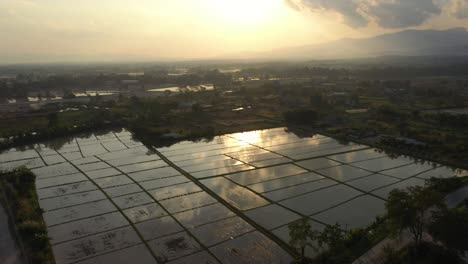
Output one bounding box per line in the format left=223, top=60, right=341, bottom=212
left=285, top=0, right=368, bottom=28
left=452, top=0, right=468, bottom=18
left=369, top=0, right=441, bottom=28
left=286, top=0, right=443, bottom=28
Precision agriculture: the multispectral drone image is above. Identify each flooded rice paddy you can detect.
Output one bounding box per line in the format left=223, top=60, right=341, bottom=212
left=0, top=127, right=467, bottom=264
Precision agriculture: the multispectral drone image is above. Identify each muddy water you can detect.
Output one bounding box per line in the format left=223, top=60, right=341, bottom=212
left=0, top=202, right=24, bottom=264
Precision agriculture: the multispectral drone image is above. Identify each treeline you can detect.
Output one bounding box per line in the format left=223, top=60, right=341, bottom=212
left=238, top=64, right=468, bottom=80
left=0, top=69, right=231, bottom=99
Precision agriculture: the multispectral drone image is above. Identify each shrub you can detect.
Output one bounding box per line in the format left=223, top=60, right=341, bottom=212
left=284, top=109, right=318, bottom=124
left=1, top=168, right=54, bottom=263
left=426, top=177, right=463, bottom=194
left=17, top=220, right=44, bottom=235
left=429, top=207, right=468, bottom=253
left=399, top=242, right=461, bottom=264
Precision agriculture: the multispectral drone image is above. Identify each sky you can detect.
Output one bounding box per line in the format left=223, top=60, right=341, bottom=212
left=1, top=0, right=468, bottom=63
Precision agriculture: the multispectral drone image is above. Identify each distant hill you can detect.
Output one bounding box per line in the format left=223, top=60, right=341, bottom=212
left=229, top=28, right=468, bottom=60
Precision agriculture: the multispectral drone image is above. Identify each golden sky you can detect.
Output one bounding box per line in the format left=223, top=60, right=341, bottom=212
left=1, top=0, right=467, bottom=63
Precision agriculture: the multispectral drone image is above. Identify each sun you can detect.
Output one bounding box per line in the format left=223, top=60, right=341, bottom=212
left=208, top=0, right=283, bottom=25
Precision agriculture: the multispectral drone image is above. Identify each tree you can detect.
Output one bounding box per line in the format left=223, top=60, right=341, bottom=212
left=317, top=223, right=345, bottom=249
left=386, top=186, right=446, bottom=247
left=426, top=177, right=463, bottom=194
left=284, top=109, right=318, bottom=125
left=376, top=104, right=400, bottom=121
left=47, top=113, right=59, bottom=127
left=429, top=207, right=468, bottom=253
left=289, top=218, right=320, bottom=263
left=63, top=89, right=75, bottom=99
left=192, top=103, right=202, bottom=113
left=310, top=93, right=323, bottom=107
left=118, top=93, right=124, bottom=102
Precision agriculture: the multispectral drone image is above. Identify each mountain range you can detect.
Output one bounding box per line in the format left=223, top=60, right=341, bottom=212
left=227, top=27, right=468, bottom=60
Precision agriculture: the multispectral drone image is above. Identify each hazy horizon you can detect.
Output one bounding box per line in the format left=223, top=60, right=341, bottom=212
left=2, top=0, right=468, bottom=63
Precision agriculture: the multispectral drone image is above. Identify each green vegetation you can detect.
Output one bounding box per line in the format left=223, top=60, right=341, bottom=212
left=382, top=177, right=468, bottom=263
left=289, top=219, right=320, bottom=263
left=381, top=183, right=468, bottom=264
left=109, top=93, right=278, bottom=146
left=429, top=207, right=468, bottom=253
left=426, top=177, right=467, bottom=194
left=289, top=217, right=390, bottom=264
left=284, top=109, right=319, bottom=125
left=318, top=221, right=392, bottom=264
left=289, top=177, right=468, bottom=264
left=293, top=96, right=468, bottom=169
left=386, top=186, right=445, bottom=247
left=0, top=167, right=54, bottom=264
left=382, top=241, right=462, bottom=264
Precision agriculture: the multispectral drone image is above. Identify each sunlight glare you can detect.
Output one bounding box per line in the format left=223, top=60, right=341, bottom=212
left=208, top=0, right=283, bottom=25
left=233, top=131, right=262, bottom=146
